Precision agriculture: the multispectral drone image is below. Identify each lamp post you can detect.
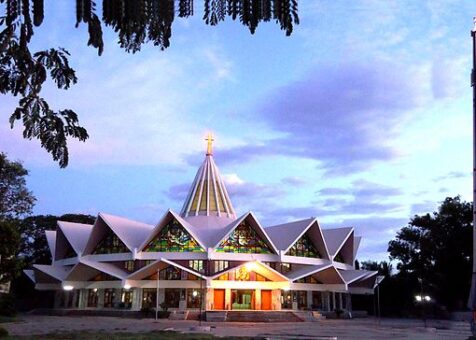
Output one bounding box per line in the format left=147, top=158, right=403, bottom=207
left=155, top=268, right=160, bottom=321
left=469, top=16, right=476, bottom=337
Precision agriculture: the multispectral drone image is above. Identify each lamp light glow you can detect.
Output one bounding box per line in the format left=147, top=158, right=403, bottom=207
left=415, top=295, right=422, bottom=302
left=124, top=284, right=131, bottom=290
left=424, top=295, right=431, bottom=302
left=63, top=285, right=74, bottom=291
left=192, top=290, right=198, bottom=297
left=245, top=262, right=256, bottom=272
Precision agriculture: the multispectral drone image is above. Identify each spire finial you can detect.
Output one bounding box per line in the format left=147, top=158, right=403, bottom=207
left=205, top=133, right=214, bottom=155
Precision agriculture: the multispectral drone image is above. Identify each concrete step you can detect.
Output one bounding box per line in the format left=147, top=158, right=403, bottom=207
left=206, top=311, right=227, bottom=322
left=168, top=310, right=189, bottom=320
left=226, top=311, right=303, bottom=323
left=293, top=311, right=326, bottom=322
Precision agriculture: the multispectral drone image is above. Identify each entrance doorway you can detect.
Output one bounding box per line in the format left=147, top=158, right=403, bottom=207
left=214, top=289, right=225, bottom=310
left=261, top=290, right=272, bottom=310
left=231, top=289, right=255, bottom=310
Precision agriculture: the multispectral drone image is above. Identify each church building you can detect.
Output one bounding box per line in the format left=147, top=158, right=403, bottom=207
left=25, top=137, right=379, bottom=315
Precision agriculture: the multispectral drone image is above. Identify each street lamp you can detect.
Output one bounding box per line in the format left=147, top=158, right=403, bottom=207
left=469, top=16, right=476, bottom=337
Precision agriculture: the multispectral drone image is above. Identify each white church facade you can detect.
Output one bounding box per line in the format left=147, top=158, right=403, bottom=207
left=25, top=138, right=379, bottom=314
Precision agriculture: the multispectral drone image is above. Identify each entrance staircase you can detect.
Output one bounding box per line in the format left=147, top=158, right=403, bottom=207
left=206, top=311, right=305, bottom=322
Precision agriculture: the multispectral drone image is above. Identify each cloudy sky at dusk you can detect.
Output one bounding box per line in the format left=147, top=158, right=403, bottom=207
left=1, top=1, right=475, bottom=261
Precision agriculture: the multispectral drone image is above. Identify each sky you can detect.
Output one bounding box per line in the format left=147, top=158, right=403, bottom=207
left=1, top=1, right=475, bottom=261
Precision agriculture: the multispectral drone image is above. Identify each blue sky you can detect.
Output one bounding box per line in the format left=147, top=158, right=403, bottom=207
left=1, top=1, right=475, bottom=261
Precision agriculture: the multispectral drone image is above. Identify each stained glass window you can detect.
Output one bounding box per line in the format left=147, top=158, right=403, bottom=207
left=144, top=219, right=204, bottom=252
left=92, top=229, right=129, bottom=254
left=286, top=233, right=321, bottom=258
left=216, top=221, right=272, bottom=254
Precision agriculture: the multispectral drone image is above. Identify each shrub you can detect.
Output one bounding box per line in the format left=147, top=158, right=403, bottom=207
left=0, top=294, right=16, bottom=317
left=0, top=326, right=8, bottom=338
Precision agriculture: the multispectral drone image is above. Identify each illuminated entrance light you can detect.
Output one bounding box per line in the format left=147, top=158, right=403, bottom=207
left=245, top=262, right=256, bottom=272
left=124, top=284, right=131, bottom=290
left=63, top=285, right=74, bottom=291
left=192, top=290, right=198, bottom=297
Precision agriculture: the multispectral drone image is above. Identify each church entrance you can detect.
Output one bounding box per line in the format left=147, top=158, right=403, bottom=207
left=261, top=290, right=272, bottom=310
left=231, top=289, right=255, bottom=310
left=213, top=289, right=225, bottom=310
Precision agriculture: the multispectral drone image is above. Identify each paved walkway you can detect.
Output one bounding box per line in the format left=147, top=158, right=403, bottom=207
left=2, top=315, right=473, bottom=339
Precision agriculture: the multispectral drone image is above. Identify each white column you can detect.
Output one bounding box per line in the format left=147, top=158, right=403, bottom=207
left=132, top=288, right=142, bottom=311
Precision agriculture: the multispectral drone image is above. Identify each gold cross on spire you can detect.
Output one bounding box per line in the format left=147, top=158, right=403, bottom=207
left=205, top=133, right=214, bottom=155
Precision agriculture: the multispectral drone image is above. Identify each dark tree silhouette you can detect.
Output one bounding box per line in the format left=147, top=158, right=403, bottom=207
left=0, top=0, right=299, bottom=167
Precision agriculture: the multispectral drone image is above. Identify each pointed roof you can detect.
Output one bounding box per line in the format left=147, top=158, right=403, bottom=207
left=338, top=269, right=373, bottom=284
left=45, top=230, right=56, bottom=260
left=286, top=264, right=332, bottom=281
left=212, top=211, right=279, bottom=254
left=353, top=236, right=362, bottom=260
left=181, top=147, right=236, bottom=220
left=322, top=227, right=354, bottom=257
left=33, top=264, right=71, bottom=281
left=57, top=221, right=94, bottom=255
left=98, top=213, right=155, bottom=250
left=127, top=258, right=206, bottom=280
left=266, top=218, right=330, bottom=258
left=265, top=218, right=315, bottom=251
left=23, top=269, right=35, bottom=283
left=138, top=210, right=207, bottom=252
left=65, top=259, right=129, bottom=281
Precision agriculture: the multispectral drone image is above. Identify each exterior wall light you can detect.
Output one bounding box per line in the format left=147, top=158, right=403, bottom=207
left=415, top=295, right=422, bottom=302
left=63, top=285, right=74, bottom=291
left=192, top=290, right=198, bottom=297
left=124, top=284, right=131, bottom=290
left=245, top=262, right=256, bottom=272
left=424, top=295, right=431, bottom=302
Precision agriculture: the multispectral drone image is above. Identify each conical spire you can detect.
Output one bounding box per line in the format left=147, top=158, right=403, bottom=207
left=181, top=135, right=236, bottom=219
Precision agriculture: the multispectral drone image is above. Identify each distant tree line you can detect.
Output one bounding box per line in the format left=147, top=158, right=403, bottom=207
left=1, top=0, right=299, bottom=168
left=0, top=152, right=95, bottom=313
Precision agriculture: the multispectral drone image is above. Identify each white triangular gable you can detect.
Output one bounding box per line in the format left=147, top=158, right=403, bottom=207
left=334, top=230, right=354, bottom=265
left=138, top=210, right=207, bottom=252
left=57, top=221, right=94, bottom=256
left=210, top=260, right=289, bottom=282
left=126, top=258, right=205, bottom=280
left=33, top=264, right=71, bottom=282
left=322, top=227, right=354, bottom=259
left=45, top=230, right=56, bottom=260
left=99, top=213, right=154, bottom=251
left=286, top=264, right=332, bottom=281
left=283, top=219, right=331, bottom=260
left=54, top=227, right=77, bottom=260
left=65, top=260, right=128, bottom=281
left=212, top=211, right=278, bottom=254
left=83, top=214, right=131, bottom=255
left=353, top=236, right=362, bottom=261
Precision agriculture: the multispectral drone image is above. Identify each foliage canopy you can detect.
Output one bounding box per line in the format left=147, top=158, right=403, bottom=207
left=0, top=0, right=299, bottom=167
left=388, top=196, right=472, bottom=311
